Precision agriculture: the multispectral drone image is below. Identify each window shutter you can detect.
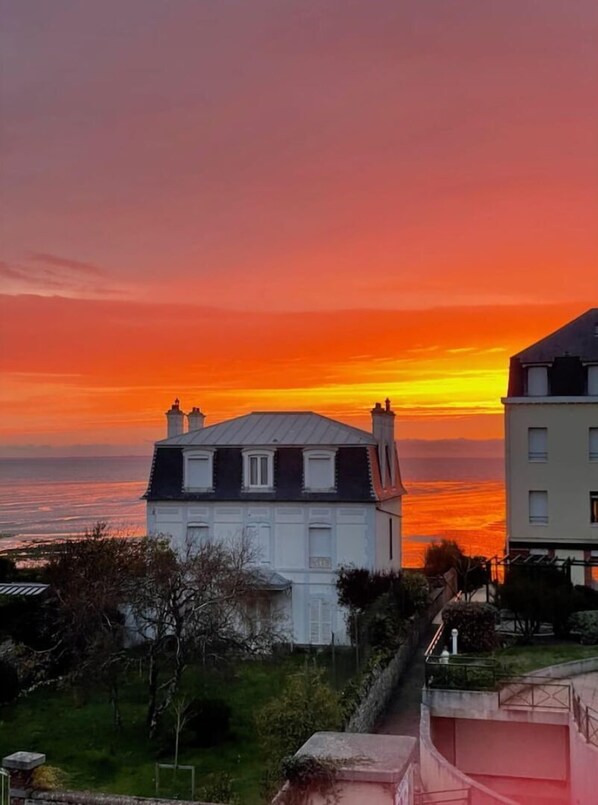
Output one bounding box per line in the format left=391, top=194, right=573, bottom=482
left=309, top=526, right=332, bottom=568
left=187, top=457, right=211, bottom=488
left=528, top=428, right=547, bottom=461
left=308, top=457, right=332, bottom=488
left=320, top=601, right=332, bottom=643
left=590, top=428, right=598, bottom=461
left=529, top=491, right=548, bottom=524
left=187, top=525, right=210, bottom=545
left=249, top=523, right=271, bottom=564
left=589, top=366, right=598, bottom=395
left=527, top=366, right=548, bottom=396
left=309, top=602, right=320, bottom=644
left=309, top=600, right=333, bottom=644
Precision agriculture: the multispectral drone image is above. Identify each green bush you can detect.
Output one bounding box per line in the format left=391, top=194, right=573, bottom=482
left=185, top=697, right=231, bottom=747
left=442, top=602, right=498, bottom=652
left=336, top=567, right=429, bottom=618
left=569, top=610, right=598, bottom=645
left=0, top=659, right=20, bottom=703
left=256, top=667, right=341, bottom=765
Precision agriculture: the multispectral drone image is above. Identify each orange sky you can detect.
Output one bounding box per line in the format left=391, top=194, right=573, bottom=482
left=0, top=2, right=597, bottom=454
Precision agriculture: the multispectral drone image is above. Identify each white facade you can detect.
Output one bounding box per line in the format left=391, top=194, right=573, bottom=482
left=503, top=309, right=598, bottom=586
left=147, top=498, right=401, bottom=644
left=145, top=405, right=405, bottom=645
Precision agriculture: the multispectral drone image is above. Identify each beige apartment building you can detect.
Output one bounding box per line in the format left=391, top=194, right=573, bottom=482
left=503, top=308, right=598, bottom=586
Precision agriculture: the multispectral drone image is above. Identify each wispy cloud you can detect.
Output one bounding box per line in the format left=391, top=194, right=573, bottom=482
left=29, top=252, right=105, bottom=277
left=0, top=255, right=124, bottom=298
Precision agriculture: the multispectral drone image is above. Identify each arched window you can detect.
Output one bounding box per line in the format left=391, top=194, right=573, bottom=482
left=242, top=449, right=275, bottom=490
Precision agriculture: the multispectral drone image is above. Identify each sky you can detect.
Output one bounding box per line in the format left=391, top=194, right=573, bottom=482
left=1, top=1, right=597, bottom=455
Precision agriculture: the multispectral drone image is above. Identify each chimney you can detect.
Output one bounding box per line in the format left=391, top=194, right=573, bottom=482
left=187, top=406, right=206, bottom=432
left=165, top=398, right=185, bottom=438
left=371, top=399, right=396, bottom=486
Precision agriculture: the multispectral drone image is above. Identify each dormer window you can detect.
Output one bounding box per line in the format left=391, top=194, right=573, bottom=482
left=526, top=366, right=548, bottom=396
left=303, top=449, right=336, bottom=491
left=243, top=449, right=274, bottom=490
left=183, top=449, right=215, bottom=491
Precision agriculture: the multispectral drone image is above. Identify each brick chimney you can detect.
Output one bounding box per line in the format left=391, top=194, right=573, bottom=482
left=187, top=406, right=205, bottom=432
left=371, top=399, right=396, bottom=486
left=165, top=398, right=185, bottom=438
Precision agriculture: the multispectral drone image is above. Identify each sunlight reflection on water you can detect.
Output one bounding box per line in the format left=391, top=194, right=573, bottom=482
left=0, top=456, right=505, bottom=564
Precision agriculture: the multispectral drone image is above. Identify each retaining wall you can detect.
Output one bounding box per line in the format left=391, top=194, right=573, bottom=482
left=345, top=569, right=456, bottom=733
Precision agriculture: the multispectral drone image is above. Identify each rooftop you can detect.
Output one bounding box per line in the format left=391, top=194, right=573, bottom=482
left=514, top=308, right=598, bottom=364
left=294, top=731, right=417, bottom=784
left=157, top=411, right=377, bottom=448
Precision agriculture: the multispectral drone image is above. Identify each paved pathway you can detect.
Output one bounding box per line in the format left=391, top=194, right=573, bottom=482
left=375, top=624, right=437, bottom=737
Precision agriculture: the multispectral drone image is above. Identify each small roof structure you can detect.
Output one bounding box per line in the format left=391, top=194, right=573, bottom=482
left=250, top=568, right=292, bottom=591
left=293, top=731, right=417, bottom=784
left=0, top=582, right=49, bottom=597
left=157, top=411, right=376, bottom=448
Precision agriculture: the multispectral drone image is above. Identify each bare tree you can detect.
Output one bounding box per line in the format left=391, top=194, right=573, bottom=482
left=44, top=522, right=145, bottom=727
left=129, top=532, right=280, bottom=738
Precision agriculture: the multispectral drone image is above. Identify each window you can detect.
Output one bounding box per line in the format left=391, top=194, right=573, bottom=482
left=389, top=518, right=393, bottom=561
left=247, top=523, right=271, bottom=564
left=242, top=449, right=274, bottom=490
left=591, top=493, right=598, bottom=524
left=186, top=523, right=210, bottom=546
left=590, top=428, right=598, bottom=462
left=528, top=428, right=548, bottom=461
left=308, top=525, right=332, bottom=569
left=303, top=449, right=336, bottom=491
left=589, top=366, right=598, bottom=396
left=527, top=366, right=548, bottom=396
left=183, top=449, right=214, bottom=490
left=529, top=490, right=548, bottom=525
left=309, top=599, right=333, bottom=644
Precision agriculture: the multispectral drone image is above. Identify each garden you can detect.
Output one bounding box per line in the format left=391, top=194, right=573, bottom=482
left=0, top=526, right=435, bottom=804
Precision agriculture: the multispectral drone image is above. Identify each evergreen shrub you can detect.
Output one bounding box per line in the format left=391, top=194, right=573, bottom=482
left=442, top=601, right=498, bottom=652
left=0, top=658, right=20, bottom=703
left=569, top=610, right=598, bottom=645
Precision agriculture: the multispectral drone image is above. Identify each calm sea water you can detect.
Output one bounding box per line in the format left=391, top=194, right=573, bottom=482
left=0, top=456, right=505, bottom=566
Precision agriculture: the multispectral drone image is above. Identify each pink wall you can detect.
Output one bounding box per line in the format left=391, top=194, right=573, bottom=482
left=452, top=718, right=568, bottom=781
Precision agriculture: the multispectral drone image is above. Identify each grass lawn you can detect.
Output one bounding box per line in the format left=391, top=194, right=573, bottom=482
left=492, top=642, right=598, bottom=676
left=0, top=648, right=357, bottom=804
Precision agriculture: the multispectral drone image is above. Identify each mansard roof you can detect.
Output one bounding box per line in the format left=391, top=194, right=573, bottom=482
left=157, top=411, right=377, bottom=448
left=514, top=308, right=598, bottom=364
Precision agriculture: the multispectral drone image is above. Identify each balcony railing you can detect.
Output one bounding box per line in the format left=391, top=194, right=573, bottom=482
left=498, top=678, right=571, bottom=710
left=572, top=692, right=598, bottom=748
left=309, top=556, right=332, bottom=569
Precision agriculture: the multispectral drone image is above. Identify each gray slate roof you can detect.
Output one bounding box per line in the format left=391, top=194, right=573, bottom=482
left=515, top=308, right=598, bottom=363
left=157, top=411, right=376, bottom=447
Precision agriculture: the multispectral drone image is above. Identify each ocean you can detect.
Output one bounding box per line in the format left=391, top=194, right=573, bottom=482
left=0, top=456, right=505, bottom=566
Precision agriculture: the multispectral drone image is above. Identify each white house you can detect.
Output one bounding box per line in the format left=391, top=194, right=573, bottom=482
left=144, top=399, right=405, bottom=644
left=502, top=308, right=598, bottom=586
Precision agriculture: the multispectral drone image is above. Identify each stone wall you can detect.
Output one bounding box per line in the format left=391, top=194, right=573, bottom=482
left=345, top=569, right=456, bottom=733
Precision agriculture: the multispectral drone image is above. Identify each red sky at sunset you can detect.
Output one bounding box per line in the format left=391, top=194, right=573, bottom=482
left=1, top=2, right=596, bottom=455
